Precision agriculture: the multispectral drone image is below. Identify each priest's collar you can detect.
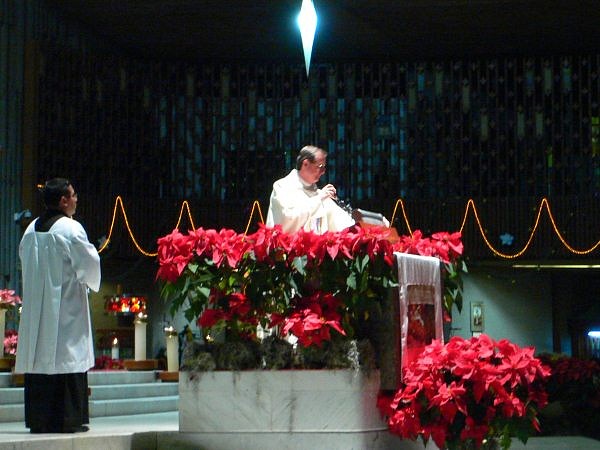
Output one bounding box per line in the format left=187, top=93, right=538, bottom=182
left=35, top=209, right=68, bottom=232
left=297, top=171, right=317, bottom=192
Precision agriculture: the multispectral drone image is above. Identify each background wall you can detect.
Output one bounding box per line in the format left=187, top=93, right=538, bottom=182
left=2, top=1, right=599, bottom=362
left=453, top=268, right=554, bottom=354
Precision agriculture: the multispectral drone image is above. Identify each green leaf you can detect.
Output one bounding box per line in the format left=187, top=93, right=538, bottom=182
left=346, top=272, right=357, bottom=290
left=292, top=255, right=307, bottom=275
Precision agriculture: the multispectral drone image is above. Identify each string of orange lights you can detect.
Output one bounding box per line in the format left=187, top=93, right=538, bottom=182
left=97, top=196, right=600, bottom=259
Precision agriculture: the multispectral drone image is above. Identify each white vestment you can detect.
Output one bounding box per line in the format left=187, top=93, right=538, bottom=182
left=16, top=216, right=101, bottom=374
left=266, top=169, right=355, bottom=234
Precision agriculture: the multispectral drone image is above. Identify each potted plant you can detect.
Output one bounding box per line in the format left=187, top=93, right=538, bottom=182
left=377, top=334, right=550, bottom=450
left=0, top=289, right=21, bottom=368
left=157, top=224, right=465, bottom=371
left=156, top=224, right=465, bottom=446
left=537, top=353, right=600, bottom=439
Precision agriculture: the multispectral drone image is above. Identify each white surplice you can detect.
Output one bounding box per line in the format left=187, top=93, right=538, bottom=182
left=266, top=169, right=355, bottom=234
left=15, top=217, right=101, bottom=374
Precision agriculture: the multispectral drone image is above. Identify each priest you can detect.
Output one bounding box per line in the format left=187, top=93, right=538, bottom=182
left=15, top=178, right=101, bottom=433
left=266, top=145, right=355, bottom=234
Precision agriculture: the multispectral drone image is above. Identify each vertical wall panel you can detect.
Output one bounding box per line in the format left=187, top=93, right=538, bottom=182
left=0, top=0, right=25, bottom=298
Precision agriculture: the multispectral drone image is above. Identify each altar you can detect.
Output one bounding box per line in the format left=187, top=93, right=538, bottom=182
left=154, top=224, right=457, bottom=449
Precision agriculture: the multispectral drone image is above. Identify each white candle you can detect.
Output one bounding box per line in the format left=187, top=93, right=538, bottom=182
left=0, top=309, right=6, bottom=356
left=111, top=337, right=119, bottom=360
left=134, top=314, right=147, bottom=361
left=165, top=327, right=178, bottom=372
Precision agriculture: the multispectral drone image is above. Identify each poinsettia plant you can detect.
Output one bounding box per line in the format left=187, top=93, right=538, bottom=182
left=0, top=289, right=21, bottom=309
left=157, top=224, right=464, bottom=354
left=3, top=329, right=18, bottom=355
left=93, top=355, right=125, bottom=370
left=377, top=335, right=550, bottom=450
left=396, top=229, right=467, bottom=318
left=537, top=353, right=600, bottom=439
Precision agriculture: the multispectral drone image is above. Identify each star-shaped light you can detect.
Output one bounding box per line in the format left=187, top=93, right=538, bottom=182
left=499, top=232, right=515, bottom=246
left=297, top=0, right=317, bottom=77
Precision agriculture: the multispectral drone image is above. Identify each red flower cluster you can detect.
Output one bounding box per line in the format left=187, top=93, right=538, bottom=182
left=277, top=292, right=346, bottom=347
left=396, top=230, right=463, bottom=264
left=157, top=225, right=463, bottom=284
left=157, top=224, right=464, bottom=348
left=538, top=353, right=600, bottom=416
left=539, top=353, right=600, bottom=385
left=0, top=289, right=21, bottom=308
left=104, top=295, right=147, bottom=314
left=379, top=335, right=550, bottom=450
left=3, top=329, right=18, bottom=355
left=93, top=355, right=125, bottom=370
left=198, top=291, right=260, bottom=339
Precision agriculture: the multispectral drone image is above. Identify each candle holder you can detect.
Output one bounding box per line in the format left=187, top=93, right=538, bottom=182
left=134, top=313, right=147, bottom=361
left=160, top=325, right=179, bottom=381
left=122, top=313, right=159, bottom=371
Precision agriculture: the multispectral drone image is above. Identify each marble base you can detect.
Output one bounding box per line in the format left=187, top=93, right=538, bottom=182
left=156, top=434, right=600, bottom=450
left=179, top=369, right=386, bottom=441
left=161, top=430, right=421, bottom=450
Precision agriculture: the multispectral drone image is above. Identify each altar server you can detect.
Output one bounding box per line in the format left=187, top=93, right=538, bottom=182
left=16, top=177, right=101, bottom=433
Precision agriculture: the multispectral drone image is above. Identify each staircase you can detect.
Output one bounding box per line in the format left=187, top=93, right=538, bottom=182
left=0, top=370, right=178, bottom=423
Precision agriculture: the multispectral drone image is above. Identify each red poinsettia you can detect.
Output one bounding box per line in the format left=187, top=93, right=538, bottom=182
left=93, top=355, right=125, bottom=370
left=156, top=229, right=196, bottom=283
left=157, top=224, right=465, bottom=349
left=3, top=329, right=18, bottom=355
left=279, top=292, right=346, bottom=347
left=537, top=353, right=600, bottom=438
left=197, top=291, right=261, bottom=340
left=379, top=335, right=550, bottom=450
left=247, top=224, right=293, bottom=264
left=198, top=308, right=229, bottom=328
left=0, top=289, right=21, bottom=308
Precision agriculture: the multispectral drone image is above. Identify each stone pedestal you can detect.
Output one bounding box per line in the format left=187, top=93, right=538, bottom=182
left=178, top=369, right=399, bottom=450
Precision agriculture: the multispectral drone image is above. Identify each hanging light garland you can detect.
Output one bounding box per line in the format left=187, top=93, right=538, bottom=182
left=98, top=196, right=195, bottom=257
left=97, top=196, right=600, bottom=259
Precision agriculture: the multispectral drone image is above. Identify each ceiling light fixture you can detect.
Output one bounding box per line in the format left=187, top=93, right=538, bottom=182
left=297, top=0, right=317, bottom=77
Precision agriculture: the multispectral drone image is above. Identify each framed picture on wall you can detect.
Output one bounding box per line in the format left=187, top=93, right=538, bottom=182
left=470, top=302, right=484, bottom=333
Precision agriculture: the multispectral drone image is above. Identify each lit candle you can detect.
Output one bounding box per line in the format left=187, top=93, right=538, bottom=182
left=111, top=337, right=119, bottom=360
left=134, top=313, right=147, bottom=361
left=164, top=326, right=179, bottom=372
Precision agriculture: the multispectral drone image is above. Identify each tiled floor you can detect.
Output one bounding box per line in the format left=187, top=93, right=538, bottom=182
left=1, top=412, right=600, bottom=450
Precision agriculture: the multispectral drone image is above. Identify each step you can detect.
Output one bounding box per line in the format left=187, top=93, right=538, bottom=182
left=90, top=395, right=179, bottom=417
left=88, top=370, right=160, bottom=385
left=0, top=394, right=179, bottom=423
left=0, top=383, right=177, bottom=405
left=0, top=373, right=12, bottom=388
left=0, top=370, right=179, bottom=423
left=0, top=404, right=22, bottom=424
left=0, top=387, right=21, bottom=404
left=91, top=382, right=177, bottom=400
left=0, top=369, right=162, bottom=388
